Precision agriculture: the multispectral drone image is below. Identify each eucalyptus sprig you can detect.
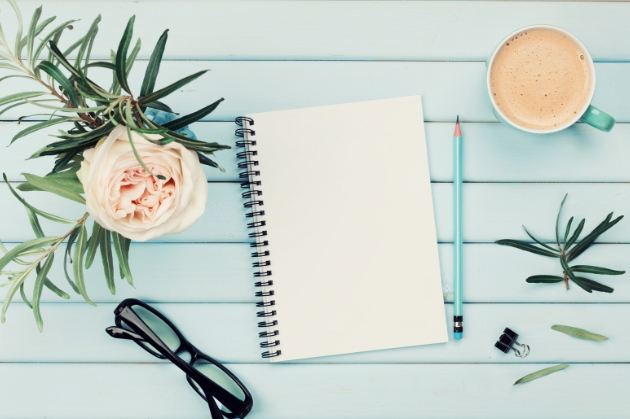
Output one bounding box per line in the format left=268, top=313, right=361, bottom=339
left=0, top=1, right=230, bottom=330
left=496, top=194, right=625, bottom=293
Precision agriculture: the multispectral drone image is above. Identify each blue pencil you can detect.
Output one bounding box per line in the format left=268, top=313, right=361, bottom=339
left=453, top=116, right=463, bottom=340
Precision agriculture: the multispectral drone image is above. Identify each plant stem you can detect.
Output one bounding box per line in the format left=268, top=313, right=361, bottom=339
left=561, top=249, right=570, bottom=290
left=27, top=213, right=89, bottom=268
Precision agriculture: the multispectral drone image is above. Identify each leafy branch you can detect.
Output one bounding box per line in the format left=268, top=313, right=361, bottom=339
left=496, top=194, right=625, bottom=293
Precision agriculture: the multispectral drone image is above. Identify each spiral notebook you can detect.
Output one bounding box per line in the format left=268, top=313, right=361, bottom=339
left=235, top=96, right=448, bottom=362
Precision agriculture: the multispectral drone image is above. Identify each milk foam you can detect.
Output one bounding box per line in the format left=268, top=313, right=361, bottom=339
left=490, top=28, right=592, bottom=131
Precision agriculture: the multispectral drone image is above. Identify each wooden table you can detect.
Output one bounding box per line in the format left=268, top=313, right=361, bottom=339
left=1, top=1, right=630, bottom=417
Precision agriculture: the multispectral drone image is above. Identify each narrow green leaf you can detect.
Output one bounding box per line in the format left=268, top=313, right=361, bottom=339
left=565, top=218, right=585, bottom=249
left=19, top=281, right=33, bottom=309
left=1, top=267, right=36, bottom=323
left=11, top=116, right=78, bottom=144
left=73, top=223, right=95, bottom=306
left=560, top=256, right=591, bottom=292
left=37, top=60, right=78, bottom=106
left=567, top=215, right=624, bottom=261
left=22, top=173, right=85, bottom=204
left=26, top=6, right=42, bottom=68
left=115, top=16, right=136, bottom=94
left=139, top=70, right=208, bottom=104
left=570, top=265, right=625, bottom=275
left=551, top=325, right=608, bottom=341
left=125, top=99, right=166, bottom=180
left=17, top=178, right=83, bottom=194
left=3, top=174, right=74, bottom=223
left=19, top=14, right=55, bottom=52
left=576, top=276, right=614, bottom=293
left=83, top=61, right=116, bottom=71
left=522, top=226, right=560, bottom=253
left=143, top=101, right=174, bottom=113
left=47, top=40, right=82, bottom=78
left=125, top=37, right=141, bottom=76
left=33, top=253, right=55, bottom=332
left=0, top=91, right=46, bottom=107
left=0, top=236, right=59, bottom=273
left=0, top=62, right=23, bottom=71
left=100, top=229, right=115, bottom=295
left=75, top=15, right=101, bottom=74
left=43, top=277, right=70, bottom=299
left=25, top=206, right=44, bottom=238
left=514, top=364, right=569, bottom=386
left=163, top=98, right=224, bottom=131
left=112, top=232, right=133, bottom=285
left=555, top=193, right=568, bottom=248
left=140, top=29, right=168, bottom=97
left=197, top=152, right=225, bottom=172
left=526, top=275, right=564, bottom=283
left=85, top=222, right=102, bottom=269
left=33, top=19, right=78, bottom=63
left=563, top=216, right=573, bottom=245
left=495, top=239, right=560, bottom=258
left=7, top=0, right=23, bottom=58
left=63, top=228, right=80, bottom=294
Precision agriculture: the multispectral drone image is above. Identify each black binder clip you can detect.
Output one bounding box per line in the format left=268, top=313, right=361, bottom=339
left=494, top=327, right=530, bottom=358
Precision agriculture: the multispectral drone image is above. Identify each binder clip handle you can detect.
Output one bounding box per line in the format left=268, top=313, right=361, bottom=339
left=494, top=327, right=530, bottom=358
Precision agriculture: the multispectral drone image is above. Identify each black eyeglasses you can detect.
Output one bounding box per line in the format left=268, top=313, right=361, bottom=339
left=106, top=298, right=253, bottom=419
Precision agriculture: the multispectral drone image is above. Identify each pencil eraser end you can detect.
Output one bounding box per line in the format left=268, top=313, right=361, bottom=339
left=454, top=332, right=463, bottom=340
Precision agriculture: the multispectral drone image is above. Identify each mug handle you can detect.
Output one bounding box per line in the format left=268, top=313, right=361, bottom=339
left=579, top=105, right=615, bottom=132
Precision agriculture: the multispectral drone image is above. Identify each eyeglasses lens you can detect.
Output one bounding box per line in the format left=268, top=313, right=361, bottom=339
left=122, top=305, right=181, bottom=353
left=189, top=359, right=247, bottom=415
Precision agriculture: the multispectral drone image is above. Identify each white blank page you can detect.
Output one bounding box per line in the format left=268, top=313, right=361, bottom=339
left=247, top=96, right=447, bottom=362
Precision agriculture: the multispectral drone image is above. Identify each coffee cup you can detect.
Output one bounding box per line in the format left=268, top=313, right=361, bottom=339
left=487, top=25, right=614, bottom=134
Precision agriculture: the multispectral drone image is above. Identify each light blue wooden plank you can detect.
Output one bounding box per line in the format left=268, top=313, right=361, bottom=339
left=2, top=183, right=630, bottom=243
left=4, top=1, right=630, bottom=61
left=2, top=62, right=630, bottom=123
left=6, top=121, right=630, bottom=183
left=0, top=303, right=626, bottom=363
left=0, top=363, right=627, bottom=418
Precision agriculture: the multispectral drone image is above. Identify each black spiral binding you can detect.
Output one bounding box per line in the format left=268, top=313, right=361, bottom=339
left=235, top=116, right=281, bottom=359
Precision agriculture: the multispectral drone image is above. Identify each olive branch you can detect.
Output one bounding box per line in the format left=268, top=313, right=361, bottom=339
left=0, top=0, right=230, bottom=330
left=496, top=194, right=625, bottom=293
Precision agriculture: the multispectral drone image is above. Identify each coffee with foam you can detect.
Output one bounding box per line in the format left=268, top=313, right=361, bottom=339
left=489, top=27, right=592, bottom=131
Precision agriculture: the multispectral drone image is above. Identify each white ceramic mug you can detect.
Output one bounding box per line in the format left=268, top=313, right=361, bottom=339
left=486, top=25, right=615, bottom=134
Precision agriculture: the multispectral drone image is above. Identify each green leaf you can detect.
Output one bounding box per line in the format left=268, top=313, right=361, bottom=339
left=42, top=276, right=69, bottom=299
left=495, top=239, right=560, bottom=258
left=551, top=325, right=608, bottom=341
left=26, top=6, right=42, bottom=68
left=0, top=236, right=59, bottom=273
left=0, top=91, right=46, bottom=107
left=19, top=14, right=55, bottom=52
left=33, top=253, right=55, bottom=332
left=33, top=19, right=78, bottom=63
left=526, top=275, right=564, bottom=283
left=567, top=215, right=624, bottom=262
left=197, top=151, right=225, bottom=172
left=37, top=60, right=78, bottom=106
left=563, top=216, right=573, bottom=245
left=565, top=218, right=585, bottom=249
left=3, top=174, right=74, bottom=224
left=7, top=0, right=23, bottom=58
left=100, top=229, right=115, bottom=295
left=20, top=281, right=33, bottom=309
left=141, top=29, right=169, bottom=97
left=575, top=276, right=614, bottom=293
left=163, top=98, right=224, bottom=131
left=112, top=232, right=133, bottom=285
left=143, top=101, right=174, bottom=113
left=139, top=70, right=208, bottom=104
left=11, top=116, right=79, bottom=144
left=47, top=40, right=82, bottom=79
left=85, top=222, right=102, bottom=269
left=522, top=226, right=559, bottom=253
left=73, top=223, right=95, bottom=306
left=83, top=61, right=116, bottom=71
left=560, top=256, right=591, bottom=292
left=124, top=100, right=166, bottom=180
left=514, top=364, right=569, bottom=386
left=75, top=15, right=101, bottom=76
left=125, top=37, right=141, bottom=76
left=115, top=15, right=136, bottom=94
left=1, top=267, right=36, bottom=323
left=570, top=265, right=625, bottom=275
left=63, top=228, right=80, bottom=294
left=22, top=173, right=85, bottom=204
left=555, top=193, right=568, bottom=248
left=25, top=206, right=44, bottom=238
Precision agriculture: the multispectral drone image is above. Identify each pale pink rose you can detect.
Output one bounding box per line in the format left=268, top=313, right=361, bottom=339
left=78, top=125, right=208, bottom=241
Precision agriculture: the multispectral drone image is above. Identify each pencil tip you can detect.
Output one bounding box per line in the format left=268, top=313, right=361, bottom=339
left=454, top=116, right=462, bottom=137
left=456, top=115, right=459, bottom=124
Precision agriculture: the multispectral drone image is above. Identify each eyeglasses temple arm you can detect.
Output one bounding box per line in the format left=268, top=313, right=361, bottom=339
left=105, top=326, right=145, bottom=341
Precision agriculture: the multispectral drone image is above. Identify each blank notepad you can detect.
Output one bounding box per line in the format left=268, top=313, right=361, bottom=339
left=238, top=96, right=447, bottom=362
